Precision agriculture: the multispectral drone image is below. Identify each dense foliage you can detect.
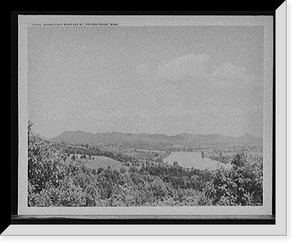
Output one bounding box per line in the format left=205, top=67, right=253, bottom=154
left=28, top=123, right=263, bottom=207
left=205, top=154, right=263, bottom=206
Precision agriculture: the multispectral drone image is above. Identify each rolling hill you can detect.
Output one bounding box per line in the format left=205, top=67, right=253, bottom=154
left=50, top=130, right=263, bottom=148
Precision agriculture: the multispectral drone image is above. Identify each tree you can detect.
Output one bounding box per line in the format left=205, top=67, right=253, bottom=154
left=28, top=121, right=65, bottom=194
left=205, top=153, right=263, bottom=206
left=231, top=152, right=246, bottom=169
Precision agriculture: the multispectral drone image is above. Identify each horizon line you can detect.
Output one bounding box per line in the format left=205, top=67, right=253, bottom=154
left=45, top=129, right=263, bottom=140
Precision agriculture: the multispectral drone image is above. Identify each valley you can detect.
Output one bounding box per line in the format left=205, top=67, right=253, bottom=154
left=28, top=125, right=264, bottom=207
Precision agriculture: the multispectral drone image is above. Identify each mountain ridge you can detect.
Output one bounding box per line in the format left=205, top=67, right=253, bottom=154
left=50, top=130, right=263, bottom=147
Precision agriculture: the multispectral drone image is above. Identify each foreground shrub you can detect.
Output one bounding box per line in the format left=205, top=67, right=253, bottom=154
left=205, top=153, right=263, bottom=206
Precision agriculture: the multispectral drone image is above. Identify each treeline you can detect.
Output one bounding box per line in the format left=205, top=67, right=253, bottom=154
left=207, top=154, right=232, bottom=164
left=139, top=165, right=213, bottom=192
left=56, top=143, right=169, bottom=167
left=58, top=144, right=136, bottom=163
left=28, top=122, right=263, bottom=207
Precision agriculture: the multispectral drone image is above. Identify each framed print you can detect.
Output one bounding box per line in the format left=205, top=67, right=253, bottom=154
left=5, top=4, right=288, bottom=237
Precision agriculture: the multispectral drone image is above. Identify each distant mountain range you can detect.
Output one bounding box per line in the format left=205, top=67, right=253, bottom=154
left=50, top=130, right=263, bottom=148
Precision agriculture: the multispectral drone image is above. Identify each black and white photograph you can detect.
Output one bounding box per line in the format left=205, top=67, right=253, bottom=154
left=26, top=21, right=268, bottom=208
left=7, top=8, right=288, bottom=236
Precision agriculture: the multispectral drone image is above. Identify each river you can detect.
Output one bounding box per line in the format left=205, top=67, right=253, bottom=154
left=163, top=152, right=231, bottom=170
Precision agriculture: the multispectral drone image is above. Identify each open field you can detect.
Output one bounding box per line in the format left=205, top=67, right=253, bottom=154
left=84, top=155, right=125, bottom=170
left=65, top=154, right=125, bottom=170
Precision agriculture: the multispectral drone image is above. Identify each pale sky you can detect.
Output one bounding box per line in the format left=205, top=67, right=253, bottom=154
left=28, top=25, right=264, bottom=138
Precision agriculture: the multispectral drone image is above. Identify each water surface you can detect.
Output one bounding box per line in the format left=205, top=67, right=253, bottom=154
left=163, top=152, right=231, bottom=170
